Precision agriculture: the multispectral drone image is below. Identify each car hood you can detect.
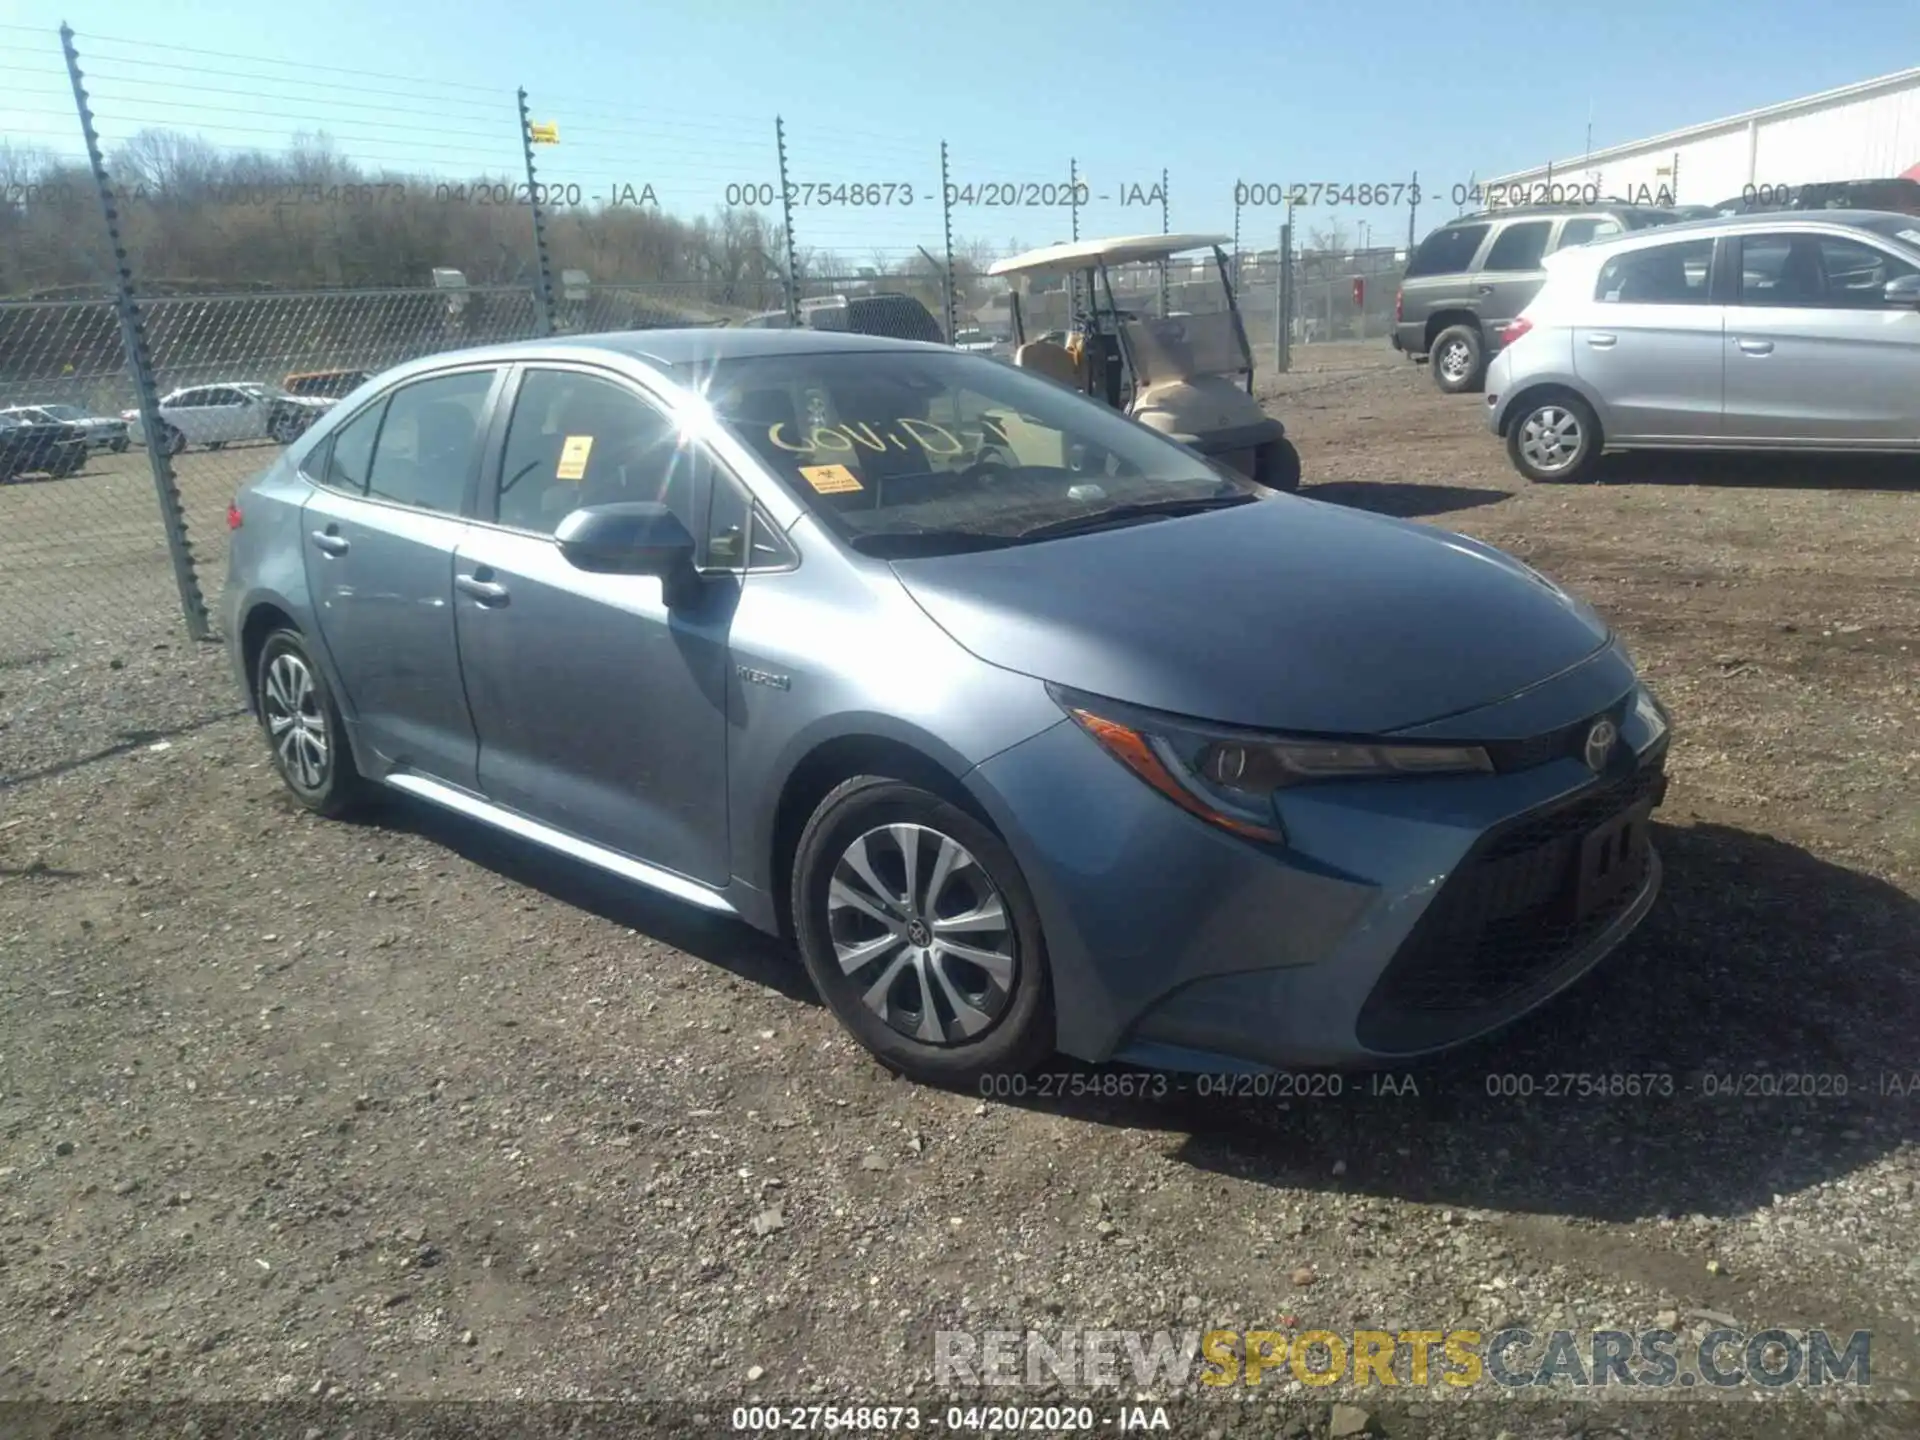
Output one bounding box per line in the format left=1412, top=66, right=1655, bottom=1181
left=889, top=496, right=1612, bottom=735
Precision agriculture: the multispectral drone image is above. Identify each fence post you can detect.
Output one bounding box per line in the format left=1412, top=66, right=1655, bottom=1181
left=939, top=142, right=958, bottom=343
left=61, top=23, right=210, bottom=642
left=516, top=88, right=556, bottom=336
left=1408, top=169, right=1419, bottom=251
left=775, top=117, right=800, bottom=324
left=1277, top=222, right=1293, bottom=373
left=1159, top=167, right=1170, bottom=315
left=1067, top=157, right=1081, bottom=315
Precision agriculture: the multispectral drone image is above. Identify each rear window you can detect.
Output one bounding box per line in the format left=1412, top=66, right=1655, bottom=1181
left=1405, top=224, right=1489, bottom=277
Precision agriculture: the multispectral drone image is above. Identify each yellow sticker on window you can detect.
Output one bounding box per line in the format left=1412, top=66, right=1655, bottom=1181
left=556, top=434, right=594, bottom=481
left=799, top=463, right=863, bottom=495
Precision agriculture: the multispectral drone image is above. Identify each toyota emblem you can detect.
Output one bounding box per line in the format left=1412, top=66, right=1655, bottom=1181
left=1584, top=717, right=1618, bottom=772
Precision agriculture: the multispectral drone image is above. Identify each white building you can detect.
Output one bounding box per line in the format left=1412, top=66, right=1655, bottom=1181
left=1486, top=66, right=1920, bottom=208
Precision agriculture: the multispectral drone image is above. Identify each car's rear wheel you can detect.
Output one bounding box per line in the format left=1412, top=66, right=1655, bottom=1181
left=1507, top=393, right=1601, bottom=483
left=110, top=436, right=129, bottom=453
left=1254, top=435, right=1301, bottom=493
left=50, top=450, right=84, bottom=478
left=207, top=440, right=227, bottom=451
left=791, top=776, right=1054, bottom=1087
left=1431, top=324, right=1486, bottom=393
left=159, top=424, right=186, bottom=458
left=255, top=628, right=370, bottom=818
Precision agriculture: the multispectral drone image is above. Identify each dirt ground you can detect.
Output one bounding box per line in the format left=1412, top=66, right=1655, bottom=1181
left=2, top=342, right=1918, bottom=1438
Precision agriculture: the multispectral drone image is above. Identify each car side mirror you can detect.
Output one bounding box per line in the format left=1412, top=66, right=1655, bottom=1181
left=1884, top=274, right=1920, bottom=308
left=555, top=501, right=697, bottom=581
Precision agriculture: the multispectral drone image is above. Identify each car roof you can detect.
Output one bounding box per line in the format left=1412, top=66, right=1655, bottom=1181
left=365, top=326, right=951, bottom=384
left=1577, top=207, right=1920, bottom=247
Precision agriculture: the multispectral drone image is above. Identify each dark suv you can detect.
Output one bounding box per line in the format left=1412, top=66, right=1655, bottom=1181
left=1393, top=205, right=1679, bottom=392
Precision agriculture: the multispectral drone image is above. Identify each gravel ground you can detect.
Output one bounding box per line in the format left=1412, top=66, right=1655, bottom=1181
left=2, top=344, right=1918, bottom=1439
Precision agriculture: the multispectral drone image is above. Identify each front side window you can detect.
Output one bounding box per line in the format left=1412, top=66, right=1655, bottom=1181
left=1737, top=235, right=1917, bottom=307
left=364, top=369, right=495, bottom=515
left=1595, top=239, right=1715, bottom=304
left=494, top=368, right=695, bottom=538
left=694, top=348, right=1256, bottom=558
left=1555, top=217, right=1622, bottom=251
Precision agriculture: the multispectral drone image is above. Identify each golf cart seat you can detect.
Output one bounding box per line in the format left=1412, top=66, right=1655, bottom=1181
left=1015, top=339, right=1081, bottom=389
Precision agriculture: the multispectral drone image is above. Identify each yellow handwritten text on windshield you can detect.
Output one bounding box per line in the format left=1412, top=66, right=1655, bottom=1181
left=763, top=416, right=1011, bottom=460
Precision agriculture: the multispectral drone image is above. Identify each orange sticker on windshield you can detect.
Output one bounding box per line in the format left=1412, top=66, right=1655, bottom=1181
left=556, top=434, right=594, bottom=481
left=800, top=463, right=863, bottom=494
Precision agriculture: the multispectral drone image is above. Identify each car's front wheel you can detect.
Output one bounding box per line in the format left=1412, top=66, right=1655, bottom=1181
left=158, top=423, right=186, bottom=458
left=110, top=436, right=129, bottom=453
left=791, top=777, right=1054, bottom=1087
left=1507, top=393, right=1601, bottom=483
left=1254, top=435, right=1301, bottom=493
left=255, top=628, right=370, bottom=818
left=1431, top=324, right=1487, bottom=393
left=268, top=411, right=303, bottom=444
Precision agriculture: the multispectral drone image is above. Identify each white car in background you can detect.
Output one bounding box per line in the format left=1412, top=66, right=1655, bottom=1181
left=124, top=382, right=335, bottom=456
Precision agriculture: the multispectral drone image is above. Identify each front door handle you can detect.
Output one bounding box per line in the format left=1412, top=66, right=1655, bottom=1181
left=456, top=573, right=510, bottom=605
left=1586, top=333, right=1617, bottom=348
left=1736, top=338, right=1774, bottom=355
left=309, top=530, right=349, bottom=556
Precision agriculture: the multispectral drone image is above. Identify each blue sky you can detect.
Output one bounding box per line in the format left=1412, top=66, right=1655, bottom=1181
left=4, top=0, right=1918, bottom=262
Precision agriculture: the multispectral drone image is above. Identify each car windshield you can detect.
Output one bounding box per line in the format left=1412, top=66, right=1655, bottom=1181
left=689, top=348, right=1260, bottom=557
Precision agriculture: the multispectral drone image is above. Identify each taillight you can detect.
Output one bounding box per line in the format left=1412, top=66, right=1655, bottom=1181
left=1501, top=317, right=1534, bottom=344
left=1394, top=288, right=1403, bottom=323
left=226, top=501, right=243, bottom=530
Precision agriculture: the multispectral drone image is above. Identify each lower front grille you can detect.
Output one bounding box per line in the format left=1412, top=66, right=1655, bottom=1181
left=1355, top=760, right=1666, bottom=1052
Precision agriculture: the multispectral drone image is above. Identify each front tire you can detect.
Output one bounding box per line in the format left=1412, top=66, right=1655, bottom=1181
left=255, top=628, right=370, bottom=818
left=1431, top=323, right=1487, bottom=394
left=111, top=436, right=129, bottom=453
left=159, top=424, right=186, bottom=458
left=791, top=776, right=1055, bottom=1087
left=1254, top=435, right=1301, bottom=493
left=1506, top=393, right=1602, bottom=483
left=268, top=412, right=302, bottom=444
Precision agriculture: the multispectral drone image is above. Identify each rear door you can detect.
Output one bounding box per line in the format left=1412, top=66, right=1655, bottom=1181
left=1477, top=218, right=1556, bottom=341
left=299, top=364, right=504, bottom=787
left=164, top=388, right=219, bottom=443
left=1721, top=230, right=1920, bottom=443
left=1573, top=235, right=1725, bottom=440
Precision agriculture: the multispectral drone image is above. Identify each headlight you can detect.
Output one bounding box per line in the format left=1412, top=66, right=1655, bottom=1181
left=1631, top=684, right=1669, bottom=747
left=1051, top=686, right=1493, bottom=844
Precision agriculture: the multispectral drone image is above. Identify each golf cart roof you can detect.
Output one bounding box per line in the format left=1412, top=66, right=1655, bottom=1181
left=987, top=232, right=1231, bottom=278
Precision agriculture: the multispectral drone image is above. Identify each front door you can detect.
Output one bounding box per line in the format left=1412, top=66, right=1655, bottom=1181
left=299, top=365, right=502, bottom=788
left=452, top=364, right=735, bottom=886
left=1574, top=236, right=1724, bottom=441
left=1721, top=231, right=1920, bottom=443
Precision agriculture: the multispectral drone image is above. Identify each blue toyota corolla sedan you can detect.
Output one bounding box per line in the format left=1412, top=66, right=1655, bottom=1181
left=223, top=328, right=1670, bottom=1086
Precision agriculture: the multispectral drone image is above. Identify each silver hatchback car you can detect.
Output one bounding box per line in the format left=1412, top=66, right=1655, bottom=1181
left=225, top=329, right=1671, bottom=1086
left=1488, top=210, right=1920, bottom=481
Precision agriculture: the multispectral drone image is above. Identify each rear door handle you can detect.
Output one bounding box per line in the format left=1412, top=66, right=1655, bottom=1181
left=456, top=573, right=510, bottom=605
left=309, top=530, right=349, bottom=556
left=1475, top=284, right=1495, bottom=296
left=1585, top=333, right=1617, bottom=348
left=1736, top=338, right=1774, bottom=355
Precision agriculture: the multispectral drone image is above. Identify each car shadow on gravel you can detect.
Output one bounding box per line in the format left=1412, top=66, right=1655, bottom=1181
left=996, top=818, right=1920, bottom=1224
left=364, top=794, right=818, bottom=1006
left=1304, top=480, right=1513, bottom=519
left=1594, top=451, right=1920, bottom=491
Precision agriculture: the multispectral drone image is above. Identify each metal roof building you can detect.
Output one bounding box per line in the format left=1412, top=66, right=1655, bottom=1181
left=1486, top=67, right=1920, bottom=207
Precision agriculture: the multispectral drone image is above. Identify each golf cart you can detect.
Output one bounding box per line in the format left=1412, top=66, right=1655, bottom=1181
left=988, top=232, right=1299, bottom=490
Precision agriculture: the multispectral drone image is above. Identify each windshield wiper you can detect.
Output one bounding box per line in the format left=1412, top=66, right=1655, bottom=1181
left=1012, top=492, right=1256, bottom=542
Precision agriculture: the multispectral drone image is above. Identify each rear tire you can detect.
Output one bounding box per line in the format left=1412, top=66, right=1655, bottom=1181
left=1506, top=392, right=1602, bottom=483
left=791, top=776, right=1055, bottom=1088
left=254, top=628, right=371, bottom=818
left=207, top=441, right=227, bottom=451
left=1254, top=435, right=1301, bottom=493
left=110, top=437, right=129, bottom=453
left=1431, top=324, right=1487, bottom=394
left=159, top=424, right=186, bottom=458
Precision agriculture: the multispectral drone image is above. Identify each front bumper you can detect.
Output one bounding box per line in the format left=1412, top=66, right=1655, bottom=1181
left=964, top=645, right=1669, bottom=1071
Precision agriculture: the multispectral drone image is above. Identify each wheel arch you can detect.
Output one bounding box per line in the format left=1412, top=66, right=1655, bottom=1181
left=765, top=727, right=999, bottom=942
left=1424, top=309, right=1483, bottom=349
left=1497, top=380, right=1604, bottom=443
